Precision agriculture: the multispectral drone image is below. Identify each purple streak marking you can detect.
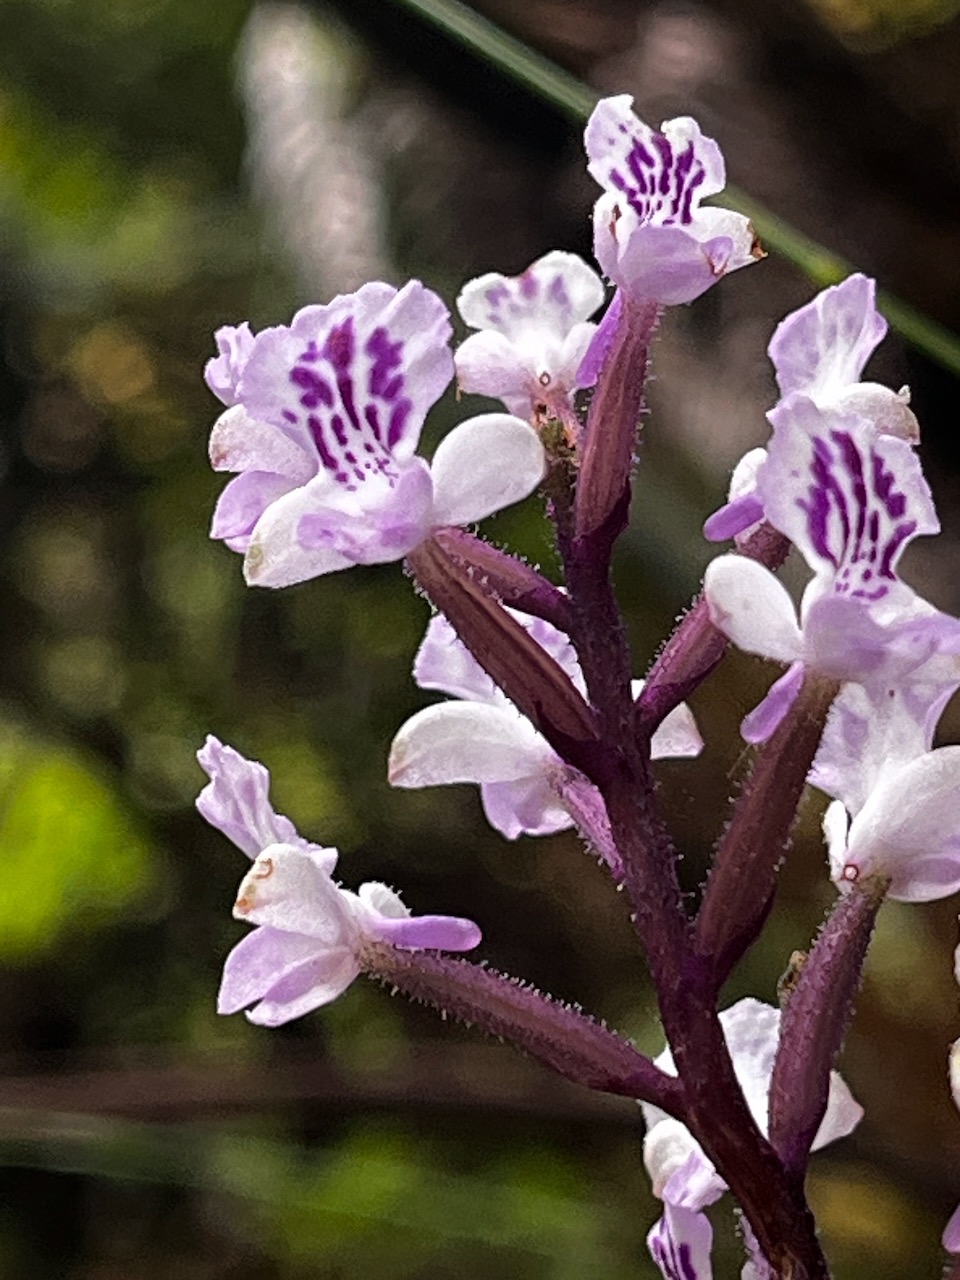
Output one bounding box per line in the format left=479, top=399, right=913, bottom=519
left=387, top=400, right=413, bottom=449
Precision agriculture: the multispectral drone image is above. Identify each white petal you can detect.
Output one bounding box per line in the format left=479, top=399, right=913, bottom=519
left=209, top=404, right=314, bottom=481
left=703, top=556, right=804, bottom=663
left=430, top=413, right=545, bottom=526
left=651, top=702, right=704, bottom=759
left=233, top=844, right=357, bottom=942
left=823, top=800, right=851, bottom=885
left=389, top=702, right=554, bottom=787
left=243, top=479, right=352, bottom=588
left=844, top=747, right=960, bottom=902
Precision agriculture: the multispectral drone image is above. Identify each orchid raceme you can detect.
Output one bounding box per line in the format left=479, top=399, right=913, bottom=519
left=197, top=739, right=480, bottom=1025
left=641, top=999, right=862, bottom=1280
left=455, top=250, right=606, bottom=422
left=191, top=87, right=960, bottom=1274
left=704, top=273, right=919, bottom=543
left=704, top=395, right=947, bottom=741
left=584, top=94, right=761, bottom=305
left=388, top=611, right=702, bottom=840
left=205, top=280, right=545, bottom=587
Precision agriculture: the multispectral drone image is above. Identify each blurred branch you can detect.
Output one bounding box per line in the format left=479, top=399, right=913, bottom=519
left=385, top=0, right=960, bottom=378
left=0, top=1042, right=639, bottom=1127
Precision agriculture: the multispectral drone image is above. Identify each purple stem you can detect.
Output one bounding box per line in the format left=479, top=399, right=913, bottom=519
left=637, top=522, right=792, bottom=732
left=695, top=674, right=840, bottom=991
left=769, top=877, right=887, bottom=1180
left=365, top=945, right=684, bottom=1114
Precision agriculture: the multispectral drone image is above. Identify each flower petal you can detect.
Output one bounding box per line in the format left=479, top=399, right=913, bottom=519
left=768, top=274, right=886, bottom=403
left=297, top=458, right=435, bottom=565
left=741, top=661, right=805, bottom=744
left=218, top=924, right=330, bottom=1014
left=647, top=1201, right=714, bottom=1280
left=389, top=702, right=554, bottom=787
left=233, top=845, right=358, bottom=941
left=703, top=556, right=803, bottom=663
left=480, top=776, right=573, bottom=840
left=651, top=702, right=704, bottom=759
left=210, top=471, right=300, bottom=544
left=246, top=947, right=360, bottom=1026
left=430, top=413, right=545, bottom=526
left=196, top=735, right=336, bottom=866
left=208, top=404, right=314, bottom=480
left=842, top=747, right=960, bottom=902
left=243, top=477, right=355, bottom=587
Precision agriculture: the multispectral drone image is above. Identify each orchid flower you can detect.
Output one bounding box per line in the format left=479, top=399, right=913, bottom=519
left=197, top=737, right=480, bottom=1025
left=454, top=250, right=606, bottom=422
left=704, top=395, right=948, bottom=741
left=584, top=95, right=761, bottom=306
left=705, top=274, right=919, bottom=542
left=641, top=999, right=862, bottom=1280
left=811, top=667, right=960, bottom=902
left=388, top=612, right=702, bottom=840
left=206, top=280, right=545, bottom=587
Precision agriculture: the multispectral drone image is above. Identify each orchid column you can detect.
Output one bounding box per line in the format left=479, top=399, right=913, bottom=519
left=197, top=91, right=960, bottom=1280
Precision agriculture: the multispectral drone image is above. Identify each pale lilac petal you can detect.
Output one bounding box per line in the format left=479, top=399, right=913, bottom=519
left=704, top=448, right=768, bottom=542
left=647, top=1201, right=714, bottom=1280
left=233, top=845, right=359, bottom=941
left=388, top=702, right=556, bottom=788
left=703, top=556, right=804, bottom=664
left=196, top=735, right=335, bottom=865
left=557, top=321, right=605, bottom=393
left=413, top=613, right=500, bottom=703
left=455, top=331, right=535, bottom=418
left=703, top=492, right=765, bottom=542
left=577, top=288, right=622, bottom=386
left=297, top=458, right=435, bottom=565
left=812, top=1071, right=864, bottom=1150
left=768, top=274, right=886, bottom=403
left=651, top=702, right=704, bottom=759
left=740, top=1220, right=776, bottom=1279
left=218, top=924, right=330, bottom=1014
left=372, top=911, right=482, bottom=951
left=457, top=251, right=604, bottom=339
left=943, top=1203, right=960, bottom=1254
left=585, top=98, right=724, bottom=202
left=205, top=323, right=255, bottom=406
left=210, top=471, right=300, bottom=544
left=480, top=775, right=573, bottom=840
left=430, top=413, right=545, bottom=526
left=246, top=947, right=360, bottom=1026
left=841, top=747, right=960, bottom=902
left=741, top=661, right=805, bottom=744
left=242, top=477, right=357, bottom=587
left=208, top=404, right=313, bottom=480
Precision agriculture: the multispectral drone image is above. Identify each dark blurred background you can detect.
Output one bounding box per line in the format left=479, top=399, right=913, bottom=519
left=0, top=0, right=959, bottom=1275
